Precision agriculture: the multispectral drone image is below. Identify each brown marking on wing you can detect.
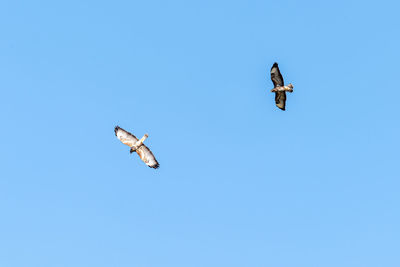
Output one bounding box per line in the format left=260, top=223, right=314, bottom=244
left=275, top=91, right=286, bottom=110
left=270, top=62, right=284, bottom=88
left=114, top=126, right=139, bottom=147
left=120, top=138, right=135, bottom=147
left=136, top=144, right=159, bottom=169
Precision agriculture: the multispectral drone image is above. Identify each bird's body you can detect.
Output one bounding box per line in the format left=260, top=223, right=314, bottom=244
left=270, top=62, right=293, bottom=110
left=114, top=126, right=159, bottom=169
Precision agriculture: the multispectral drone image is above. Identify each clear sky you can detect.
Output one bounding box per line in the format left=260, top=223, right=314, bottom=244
left=1, top=0, right=399, bottom=266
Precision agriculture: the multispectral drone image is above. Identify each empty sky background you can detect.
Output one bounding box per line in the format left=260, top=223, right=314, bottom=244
left=1, top=0, right=400, bottom=266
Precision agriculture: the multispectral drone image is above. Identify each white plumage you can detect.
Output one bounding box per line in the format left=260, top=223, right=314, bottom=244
left=114, top=126, right=159, bottom=169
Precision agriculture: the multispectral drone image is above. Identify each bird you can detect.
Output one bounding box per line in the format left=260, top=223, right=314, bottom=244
left=114, top=126, right=159, bottom=169
left=270, top=62, right=294, bottom=110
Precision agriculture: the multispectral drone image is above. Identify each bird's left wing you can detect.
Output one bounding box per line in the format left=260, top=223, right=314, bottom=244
left=115, top=126, right=139, bottom=147
left=270, top=62, right=284, bottom=87
left=136, top=145, right=159, bottom=169
left=275, top=91, right=287, bottom=110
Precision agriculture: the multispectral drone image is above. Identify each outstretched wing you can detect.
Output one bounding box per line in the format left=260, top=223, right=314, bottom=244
left=270, top=62, right=284, bottom=87
left=114, top=126, right=138, bottom=147
left=275, top=91, right=286, bottom=111
left=136, top=144, right=159, bottom=169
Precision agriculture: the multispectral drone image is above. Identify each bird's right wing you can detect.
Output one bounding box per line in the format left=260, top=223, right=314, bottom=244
left=115, top=126, right=139, bottom=147
left=136, top=144, right=159, bottom=169
left=270, top=62, right=284, bottom=87
left=275, top=91, right=286, bottom=111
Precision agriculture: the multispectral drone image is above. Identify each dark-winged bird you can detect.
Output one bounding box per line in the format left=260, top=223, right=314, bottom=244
left=270, top=63, right=293, bottom=110
left=115, top=126, right=159, bottom=169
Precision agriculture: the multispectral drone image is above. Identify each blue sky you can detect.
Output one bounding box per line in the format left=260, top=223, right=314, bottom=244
left=1, top=0, right=400, bottom=266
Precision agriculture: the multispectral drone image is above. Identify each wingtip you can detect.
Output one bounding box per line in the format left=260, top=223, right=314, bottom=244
left=114, top=126, right=120, bottom=136
left=150, top=164, right=160, bottom=169
left=272, top=62, right=278, bottom=67
left=275, top=104, right=286, bottom=111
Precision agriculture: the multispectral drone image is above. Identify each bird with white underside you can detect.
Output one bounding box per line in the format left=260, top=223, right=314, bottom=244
left=114, top=126, right=159, bottom=169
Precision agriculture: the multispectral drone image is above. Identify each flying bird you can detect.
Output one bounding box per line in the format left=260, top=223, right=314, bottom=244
left=114, top=126, right=159, bottom=169
left=270, top=62, right=294, bottom=110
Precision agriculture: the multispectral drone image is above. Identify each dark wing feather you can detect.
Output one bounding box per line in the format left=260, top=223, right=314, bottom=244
left=270, top=62, right=284, bottom=87
left=275, top=91, right=286, bottom=110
